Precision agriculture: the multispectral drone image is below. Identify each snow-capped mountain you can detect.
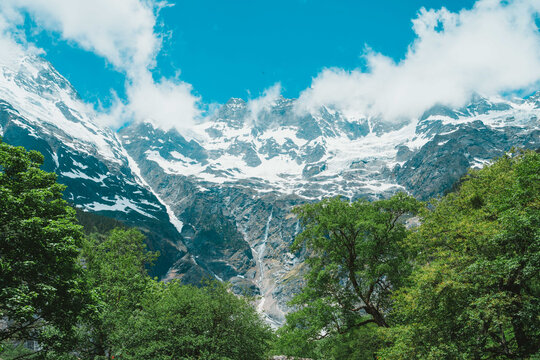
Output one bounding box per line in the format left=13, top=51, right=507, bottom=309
left=119, top=92, right=539, bottom=325
left=122, top=94, right=540, bottom=199
left=0, top=54, right=196, bottom=277
left=1, top=53, right=538, bottom=325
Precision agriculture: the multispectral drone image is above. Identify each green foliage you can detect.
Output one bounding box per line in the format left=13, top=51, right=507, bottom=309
left=8, top=137, right=537, bottom=359
left=76, top=228, right=158, bottom=358
left=0, top=139, right=87, bottom=350
left=75, top=208, right=127, bottom=235
left=116, top=280, right=274, bottom=360
left=383, top=150, right=540, bottom=359
left=277, top=151, right=540, bottom=358
left=74, top=227, right=273, bottom=360
left=274, top=311, right=384, bottom=360
left=0, top=341, right=36, bottom=359
left=276, top=192, right=422, bottom=359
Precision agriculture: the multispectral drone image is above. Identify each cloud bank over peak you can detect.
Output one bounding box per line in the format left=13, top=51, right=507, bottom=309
left=0, top=0, right=201, bottom=132
left=247, top=83, right=282, bottom=122
left=296, top=0, right=540, bottom=120
left=0, top=0, right=161, bottom=75
left=1, top=0, right=540, bottom=131
left=127, top=73, right=201, bottom=131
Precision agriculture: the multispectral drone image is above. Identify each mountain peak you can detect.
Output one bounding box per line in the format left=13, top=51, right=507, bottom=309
left=526, top=90, right=540, bottom=107
left=225, top=97, right=247, bottom=107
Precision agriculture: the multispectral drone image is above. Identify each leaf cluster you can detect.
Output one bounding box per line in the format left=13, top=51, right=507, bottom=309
left=278, top=150, right=540, bottom=359
left=0, top=139, right=88, bottom=350
left=277, top=192, right=422, bottom=358
left=384, top=150, right=540, bottom=359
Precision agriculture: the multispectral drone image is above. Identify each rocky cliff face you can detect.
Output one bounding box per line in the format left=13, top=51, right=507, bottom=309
left=395, top=95, right=540, bottom=199
left=119, top=93, right=539, bottom=325
left=1, top=53, right=538, bottom=326
left=0, top=55, right=195, bottom=277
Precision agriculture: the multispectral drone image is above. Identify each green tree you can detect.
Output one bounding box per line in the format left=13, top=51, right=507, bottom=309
left=76, top=227, right=273, bottom=360
left=76, top=228, right=157, bottom=359
left=0, top=139, right=87, bottom=351
left=116, top=281, right=274, bottom=360
left=383, top=150, right=540, bottom=359
left=276, top=193, right=422, bottom=359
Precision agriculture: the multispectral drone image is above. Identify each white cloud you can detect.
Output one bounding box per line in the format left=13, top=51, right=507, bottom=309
left=0, top=0, right=160, bottom=75
left=126, top=73, right=201, bottom=131
left=296, top=0, right=540, bottom=120
left=247, top=83, right=282, bottom=122
left=0, top=0, right=201, bottom=132
left=0, top=28, right=29, bottom=67
left=93, top=75, right=201, bottom=132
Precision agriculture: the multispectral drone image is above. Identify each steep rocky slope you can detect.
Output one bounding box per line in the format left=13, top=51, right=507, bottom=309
left=1, top=52, right=538, bottom=325
left=119, top=94, right=539, bottom=324
left=0, top=54, right=199, bottom=277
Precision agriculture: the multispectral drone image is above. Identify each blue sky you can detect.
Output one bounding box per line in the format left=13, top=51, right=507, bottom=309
left=2, top=0, right=540, bottom=131
left=22, top=0, right=476, bottom=105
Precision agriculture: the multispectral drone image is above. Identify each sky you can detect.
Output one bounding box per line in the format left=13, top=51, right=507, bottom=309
left=15, top=0, right=478, bottom=104
left=0, top=0, right=539, bottom=131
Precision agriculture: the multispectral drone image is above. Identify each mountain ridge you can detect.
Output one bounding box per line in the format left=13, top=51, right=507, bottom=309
left=1, top=52, right=539, bottom=325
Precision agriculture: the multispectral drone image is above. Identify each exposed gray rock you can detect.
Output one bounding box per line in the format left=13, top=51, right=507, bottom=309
left=1, top=52, right=539, bottom=327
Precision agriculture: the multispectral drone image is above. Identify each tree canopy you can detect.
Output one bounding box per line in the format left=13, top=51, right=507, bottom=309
left=0, top=139, right=87, bottom=347
left=277, top=150, right=540, bottom=359
left=276, top=192, right=422, bottom=358
left=77, top=228, right=273, bottom=360
left=117, top=281, right=273, bottom=360
left=383, top=150, right=540, bottom=359
left=73, top=228, right=158, bottom=359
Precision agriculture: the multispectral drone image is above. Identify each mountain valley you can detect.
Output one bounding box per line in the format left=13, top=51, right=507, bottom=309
left=1, top=53, right=539, bottom=325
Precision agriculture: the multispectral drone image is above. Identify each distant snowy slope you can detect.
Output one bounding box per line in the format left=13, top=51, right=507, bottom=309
left=0, top=53, right=208, bottom=279
left=121, top=94, right=540, bottom=200
left=1, top=50, right=538, bottom=326
left=119, top=93, right=539, bottom=325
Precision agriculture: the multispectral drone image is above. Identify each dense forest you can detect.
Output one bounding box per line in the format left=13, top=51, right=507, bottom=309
left=1, top=138, right=539, bottom=359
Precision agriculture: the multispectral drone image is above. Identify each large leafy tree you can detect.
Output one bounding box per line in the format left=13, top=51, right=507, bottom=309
left=276, top=193, right=422, bottom=359
left=77, top=227, right=274, bottom=360
left=0, top=139, right=87, bottom=348
left=383, top=150, right=540, bottom=359
left=116, top=280, right=274, bottom=360
left=76, top=228, right=157, bottom=359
